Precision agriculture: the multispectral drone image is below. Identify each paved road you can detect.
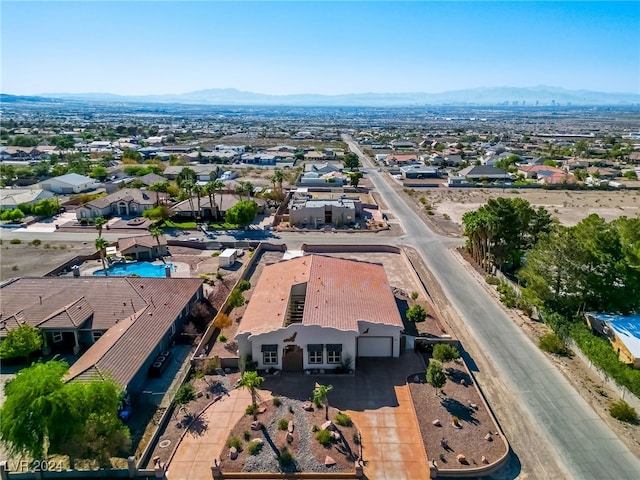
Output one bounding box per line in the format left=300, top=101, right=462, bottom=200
left=343, top=135, right=640, bottom=479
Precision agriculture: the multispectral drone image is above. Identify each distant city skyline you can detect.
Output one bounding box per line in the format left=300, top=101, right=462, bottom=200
left=2, top=1, right=639, bottom=96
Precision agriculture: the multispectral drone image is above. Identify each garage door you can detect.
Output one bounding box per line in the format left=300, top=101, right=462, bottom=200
left=357, top=336, right=392, bottom=357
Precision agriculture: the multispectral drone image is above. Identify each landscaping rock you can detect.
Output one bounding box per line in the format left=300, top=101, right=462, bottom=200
left=229, top=447, right=238, bottom=460
left=331, top=431, right=341, bottom=441
left=302, top=402, right=314, bottom=411
left=325, top=456, right=336, bottom=467
left=485, top=433, right=493, bottom=442
left=252, top=438, right=263, bottom=444
left=414, top=375, right=420, bottom=383
left=286, top=432, right=294, bottom=443
left=258, top=407, right=267, bottom=414
left=250, top=421, right=262, bottom=431
left=224, top=368, right=231, bottom=374
left=432, top=419, right=441, bottom=427
left=481, top=456, right=489, bottom=464
left=287, top=421, right=295, bottom=433
left=321, top=421, right=336, bottom=431
left=470, top=403, right=478, bottom=410
left=456, top=454, right=467, bottom=464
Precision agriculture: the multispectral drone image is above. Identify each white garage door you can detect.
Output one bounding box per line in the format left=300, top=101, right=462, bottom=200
left=357, top=336, right=392, bottom=357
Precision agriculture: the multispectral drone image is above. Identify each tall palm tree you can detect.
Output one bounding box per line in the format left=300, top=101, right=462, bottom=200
left=95, top=237, right=110, bottom=276
left=271, top=168, right=285, bottom=195
left=149, top=226, right=164, bottom=258
left=213, top=179, right=224, bottom=221
left=313, top=383, right=333, bottom=421
left=204, top=181, right=216, bottom=220
left=181, top=180, right=195, bottom=219
left=238, top=371, right=264, bottom=421
left=192, top=183, right=204, bottom=220
left=94, top=216, right=107, bottom=237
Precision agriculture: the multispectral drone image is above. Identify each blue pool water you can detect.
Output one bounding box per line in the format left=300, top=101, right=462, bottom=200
left=93, top=262, right=174, bottom=277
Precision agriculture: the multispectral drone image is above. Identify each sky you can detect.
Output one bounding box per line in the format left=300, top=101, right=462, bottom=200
left=1, top=1, right=639, bottom=96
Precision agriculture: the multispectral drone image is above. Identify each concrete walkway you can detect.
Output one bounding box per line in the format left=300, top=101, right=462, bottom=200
left=167, top=355, right=429, bottom=480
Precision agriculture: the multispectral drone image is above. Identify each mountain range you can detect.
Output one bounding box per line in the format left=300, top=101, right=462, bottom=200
left=4, top=86, right=639, bottom=107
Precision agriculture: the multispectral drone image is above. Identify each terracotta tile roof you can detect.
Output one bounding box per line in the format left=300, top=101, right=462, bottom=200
left=2, top=277, right=204, bottom=389
left=118, top=234, right=166, bottom=251
left=38, top=297, right=94, bottom=329
left=237, top=255, right=402, bottom=337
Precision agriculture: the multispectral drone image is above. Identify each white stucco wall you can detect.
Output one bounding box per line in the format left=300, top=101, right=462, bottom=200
left=356, top=321, right=401, bottom=357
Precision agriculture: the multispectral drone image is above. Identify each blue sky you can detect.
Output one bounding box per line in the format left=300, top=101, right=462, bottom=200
left=2, top=1, right=639, bottom=95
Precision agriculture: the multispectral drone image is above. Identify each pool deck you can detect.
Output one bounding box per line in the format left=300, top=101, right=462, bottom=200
left=77, top=260, right=192, bottom=278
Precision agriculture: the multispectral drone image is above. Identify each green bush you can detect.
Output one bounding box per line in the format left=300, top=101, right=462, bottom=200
left=9, top=239, right=21, bottom=245
left=311, top=425, right=319, bottom=433
left=243, top=430, right=251, bottom=441
left=411, top=291, right=419, bottom=300
left=245, top=404, right=257, bottom=416
left=432, top=344, right=460, bottom=363
left=406, top=304, right=427, bottom=323
left=352, top=432, right=360, bottom=445
left=248, top=440, right=263, bottom=455
left=272, top=396, right=282, bottom=407
left=30, top=239, right=41, bottom=246
left=539, top=333, right=569, bottom=356
left=485, top=275, right=500, bottom=285
left=226, top=437, right=242, bottom=451
left=218, top=334, right=227, bottom=342
left=279, top=447, right=294, bottom=467
left=228, top=288, right=245, bottom=308
left=335, top=412, right=352, bottom=427
left=238, top=280, right=251, bottom=291
left=278, top=418, right=289, bottom=431
left=497, top=281, right=518, bottom=308
left=610, top=400, right=637, bottom=422
left=315, top=429, right=333, bottom=447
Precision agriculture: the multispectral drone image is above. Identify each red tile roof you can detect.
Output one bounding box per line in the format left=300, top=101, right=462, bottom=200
left=237, top=255, right=402, bottom=337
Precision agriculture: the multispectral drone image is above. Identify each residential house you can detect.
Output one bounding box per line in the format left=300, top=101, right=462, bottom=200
left=0, top=188, right=55, bottom=209
left=390, top=139, right=417, bottom=150
left=297, top=171, right=344, bottom=188
left=448, top=165, right=510, bottom=186
left=288, top=193, right=361, bottom=228
left=235, top=255, right=403, bottom=371
left=0, top=146, right=40, bottom=162
left=241, top=153, right=276, bottom=165
left=117, top=234, right=168, bottom=261
left=172, top=193, right=265, bottom=221
left=75, top=188, right=166, bottom=220
left=517, top=165, right=575, bottom=185
left=138, top=173, right=168, bottom=187
left=0, top=277, right=204, bottom=393
left=585, top=313, right=640, bottom=368
left=163, top=165, right=223, bottom=182
left=305, top=162, right=343, bottom=174
left=40, top=173, right=98, bottom=194
left=385, top=154, right=418, bottom=167
left=400, top=165, right=439, bottom=179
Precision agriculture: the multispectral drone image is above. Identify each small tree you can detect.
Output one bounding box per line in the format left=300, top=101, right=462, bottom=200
left=238, top=371, right=264, bottom=421
left=174, top=383, right=196, bottom=417
left=406, top=305, right=427, bottom=323
left=0, top=324, right=43, bottom=363
left=95, top=237, right=109, bottom=275
left=426, top=361, right=446, bottom=396
left=94, top=216, right=107, bottom=237
left=313, top=383, right=333, bottom=421
left=225, top=200, right=258, bottom=227
left=432, top=344, right=460, bottom=363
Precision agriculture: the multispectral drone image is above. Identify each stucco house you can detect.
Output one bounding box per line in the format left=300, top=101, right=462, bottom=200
left=0, top=188, right=55, bottom=209
left=117, top=234, right=168, bottom=260
left=288, top=193, right=362, bottom=228
left=235, top=255, right=404, bottom=372
left=40, top=173, right=98, bottom=194
left=0, top=277, right=204, bottom=393
left=585, top=313, right=640, bottom=368
left=75, top=188, right=166, bottom=220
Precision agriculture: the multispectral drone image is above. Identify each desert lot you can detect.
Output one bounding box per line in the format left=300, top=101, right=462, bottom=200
left=419, top=188, right=640, bottom=227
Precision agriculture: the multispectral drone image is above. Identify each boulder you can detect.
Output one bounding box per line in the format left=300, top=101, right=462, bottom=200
left=414, top=375, right=420, bottom=383
left=470, top=403, right=478, bottom=410
left=481, top=456, right=489, bottom=464
left=251, top=421, right=262, bottom=431
left=252, top=438, right=263, bottom=444
left=229, top=447, right=238, bottom=460
left=258, top=407, right=267, bottom=414
left=286, top=432, right=294, bottom=443
left=331, top=431, right=341, bottom=441
left=485, top=433, right=493, bottom=442
left=302, top=402, right=314, bottom=411
left=321, top=421, right=336, bottom=431
left=432, top=419, right=441, bottom=427
left=456, top=454, right=467, bottom=464
left=287, top=421, right=295, bottom=433
left=325, top=456, right=336, bottom=467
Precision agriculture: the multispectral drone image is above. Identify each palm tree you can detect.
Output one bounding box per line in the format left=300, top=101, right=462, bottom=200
left=313, top=383, right=333, bottom=421
left=94, top=216, right=107, bottom=237
left=236, top=181, right=253, bottom=201
left=192, top=183, right=204, bottom=220
left=238, top=371, right=264, bottom=421
left=213, top=179, right=224, bottom=221
left=204, top=181, right=216, bottom=220
left=149, top=226, right=164, bottom=258
left=95, top=237, right=110, bottom=276
left=181, top=180, right=195, bottom=218
left=148, top=181, right=169, bottom=206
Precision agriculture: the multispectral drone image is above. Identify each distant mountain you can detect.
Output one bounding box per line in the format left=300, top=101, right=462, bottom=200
left=25, top=86, right=640, bottom=106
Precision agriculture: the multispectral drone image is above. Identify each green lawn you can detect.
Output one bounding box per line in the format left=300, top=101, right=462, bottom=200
left=162, top=220, right=198, bottom=229
left=209, top=222, right=240, bottom=230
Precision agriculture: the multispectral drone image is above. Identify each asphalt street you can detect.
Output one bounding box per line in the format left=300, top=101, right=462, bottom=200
left=344, top=136, right=640, bottom=479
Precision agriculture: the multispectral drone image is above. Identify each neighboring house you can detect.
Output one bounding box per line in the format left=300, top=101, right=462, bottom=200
left=385, top=154, right=418, bottom=166
left=288, top=193, right=362, bottom=228
left=172, top=194, right=265, bottom=220
left=75, top=188, right=166, bottom=220
left=390, top=139, right=417, bottom=150
left=0, top=277, right=204, bottom=392
left=235, top=255, right=403, bottom=372
left=215, top=144, right=246, bottom=154
left=297, top=171, right=344, bottom=187
left=40, top=173, right=98, bottom=194
left=163, top=165, right=223, bottom=182
left=241, top=153, right=277, bottom=165
left=0, top=188, right=55, bottom=209
left=305, top=162, right=343, bottom=174
left=585, top=313, right=640, bottom=368
left=138, top=173, right=168, bottom=187
left=517, top=165, right=575, bottom=185
left=117, top=234, right=168, bottom=260
left=304, top=151, right=328, bottom=161
left=448, top=165, right=510, bottom=186
left=586, top=167, right=618, bottom=180
left=0, top=146, right=39, bottom=161
left=400, top=165, right=439, bottom=179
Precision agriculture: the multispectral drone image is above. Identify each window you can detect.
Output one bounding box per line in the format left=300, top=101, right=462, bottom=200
left=52, top=331, right=63, bottom=343
left=92, top=331, right=104, bottom=342
left=261, top=344, right=278, bottom=365
left=308, top=344, right=323, bottom=364
left=327, top=344, right=342, bottom=364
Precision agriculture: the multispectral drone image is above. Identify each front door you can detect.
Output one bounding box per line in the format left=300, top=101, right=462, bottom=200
left=282, top=345, right=303, bottom=371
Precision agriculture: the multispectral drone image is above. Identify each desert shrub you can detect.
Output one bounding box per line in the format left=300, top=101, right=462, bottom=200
left=238, top=280, right=251, bottom=291
left=539, top=333, right=569, bottom=356
left=352, top=432, right=360, bottom=445
left=442, top=213, right=451, bottom=220
left=407, top=304, right=427, bottom=323
left=215, top=271, right=224, bottom=280
left=44, top=243, right=51, bottom=249
left=452, top=416, right=460, bottom=426
left=411, top=291, right=419, bottom=300
left=278, top=418, right=289, bottom=431
left=59, top=244, right=66, bottom=250
left=497, top=281, right=518, bottom=308
left=485, top=275, right=500, bottom=285
left=279, top=447, right=294, bottom=467
left=227, top=437, right=242, bottom=451
left=228, top=288, right=245, bottom=308
left=315, top=429, right=333, bottom=446
left=272, top=396, right=282, bottom=407
left=30, top=239, right=41, bottom=246
left=248, top=440, right=263, bottom=455
left=243, top=430, right=251, bottom=441
left=218, top=334, right=227, bottom=342
left=11, top=265, right=18, bottom=271
left=311, top=424, right=319, bottom=433
left=245, top=404, right=257, bottom=416
left=211, top=251, right=221, bottom=257
left=214, top=313, right=231, bottom=330
left=335, top=412, right=352, bottom=427
left=432, top=344, right=460, bottom=363
left=9, top=239, right=21, bottom=244
left=610, top=400, right=638, bottom=422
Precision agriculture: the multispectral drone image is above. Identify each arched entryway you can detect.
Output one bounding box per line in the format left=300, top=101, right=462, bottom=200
left=282, top=345, right=303, bottom=371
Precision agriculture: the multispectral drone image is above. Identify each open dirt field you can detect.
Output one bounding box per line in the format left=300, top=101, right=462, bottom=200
left=408, top=187, right=640, bottom=228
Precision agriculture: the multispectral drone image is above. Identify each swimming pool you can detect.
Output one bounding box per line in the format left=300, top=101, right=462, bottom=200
left=93, top=262, right=174, bottom=277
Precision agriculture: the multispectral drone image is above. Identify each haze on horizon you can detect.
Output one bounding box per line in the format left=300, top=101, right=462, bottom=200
left=2, top=1, right=639, bottom=97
